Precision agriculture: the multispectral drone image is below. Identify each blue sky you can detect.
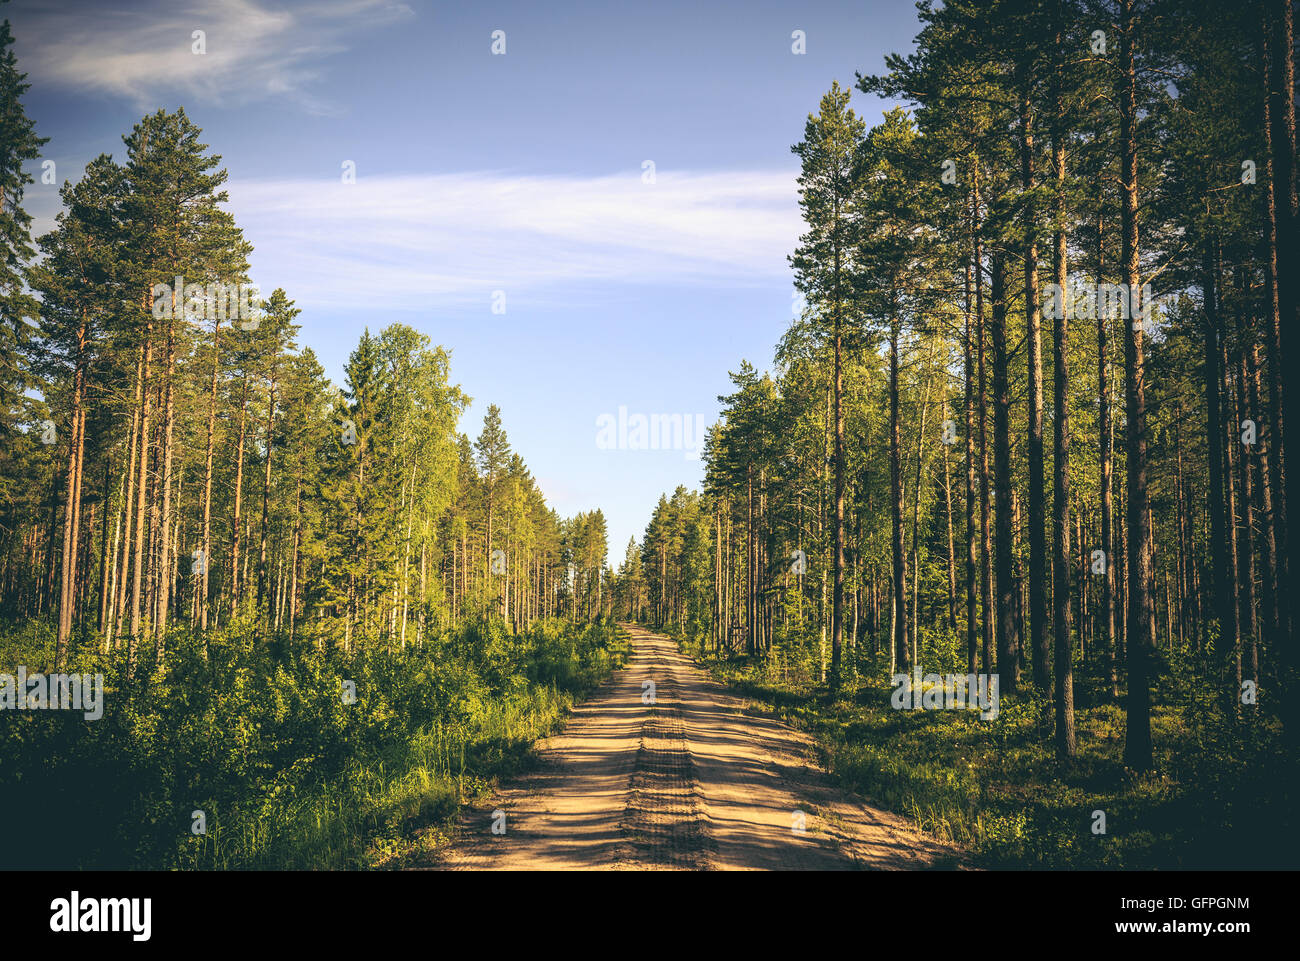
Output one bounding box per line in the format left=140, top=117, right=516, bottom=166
left=10, top=0, right=919, bottom=561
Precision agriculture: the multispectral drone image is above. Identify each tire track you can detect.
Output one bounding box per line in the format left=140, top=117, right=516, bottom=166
left=620, top=668, right=714, bottom=869
left=429, top=624, right=965, bottom=870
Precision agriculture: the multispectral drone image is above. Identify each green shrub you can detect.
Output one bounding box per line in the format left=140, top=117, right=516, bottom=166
left=0, top=616, right=624, bottom=869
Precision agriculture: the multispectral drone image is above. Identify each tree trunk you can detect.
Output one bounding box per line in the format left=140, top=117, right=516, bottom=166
left=991, top=253, right=1019, bottom=691
left=230, top=373, right=250, bottom=617
left=128, top=320, right=154, bottom=666
left=890, top=302, right=910, bottom=674
left=1020, top=82, right=1049, bottom=691
left=199, top=317, right=221, bottom=630
left=55, top=329, right=87, bottom=668
left=975, top=170, right=995, bottom=677
left=1119, top=0, right=1154, bottom=769
left=1050, top=30, right=1076, bottom=757
left=963, top=228, right=980, bottom=674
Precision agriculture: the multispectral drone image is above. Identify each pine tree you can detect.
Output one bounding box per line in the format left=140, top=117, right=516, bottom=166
left=791, top=81, right=865, bottom=682
left=0, top=4, right=47, bottom=542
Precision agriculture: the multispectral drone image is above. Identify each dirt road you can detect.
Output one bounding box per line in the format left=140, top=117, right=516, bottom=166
left=433, top=624, right=963, bottom=870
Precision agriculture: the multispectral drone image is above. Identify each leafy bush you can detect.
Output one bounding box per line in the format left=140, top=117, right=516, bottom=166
left=680, top=626, right=1292, bottom=869
left=0, top=616, right=625, bottom=869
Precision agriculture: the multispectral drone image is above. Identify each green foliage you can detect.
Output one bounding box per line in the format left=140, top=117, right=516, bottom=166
left=0, top=616, right=625, bottom=869
left=685, top=632, right=1290, bottom=869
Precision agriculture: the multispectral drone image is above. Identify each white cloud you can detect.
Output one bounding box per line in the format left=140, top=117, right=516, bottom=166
left=15, top=0, right=412, bottom=113
left=226, top=168, right=802, bottom=309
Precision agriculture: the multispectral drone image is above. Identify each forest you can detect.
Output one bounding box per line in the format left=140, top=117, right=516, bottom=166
left=612, top=0, right=1298, bottom=867
left=2, top=0, right=1297, bottom=874
left=0, top=10, right=618, bottom=868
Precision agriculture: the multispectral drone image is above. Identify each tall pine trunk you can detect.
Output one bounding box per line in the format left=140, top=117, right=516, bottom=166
left=1020, top=82, right=1049, bottom=691
left=1119, top=0, right=1154, bottom=769
left=889, top=297, right=909, bottom=674
left=963, top=229, right=980, bottom=674
left=991, top=253, right=1019, bottom=691
left=1050, top=29, right=1075, bottom=757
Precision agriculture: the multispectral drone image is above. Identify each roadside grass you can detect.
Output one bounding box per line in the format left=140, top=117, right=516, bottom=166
left=0, top=617, right=629, bottom=870
left=667, top=624, right=1291, bottom=869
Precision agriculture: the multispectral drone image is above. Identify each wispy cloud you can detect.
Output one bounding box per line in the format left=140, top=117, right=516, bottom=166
left=14, top=0, right=412, bottom=113
left=226, top=168, right=802, bottom=310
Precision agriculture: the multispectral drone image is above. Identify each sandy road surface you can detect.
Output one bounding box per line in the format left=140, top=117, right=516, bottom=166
left=432, top=624, right=963, bottom=870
